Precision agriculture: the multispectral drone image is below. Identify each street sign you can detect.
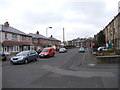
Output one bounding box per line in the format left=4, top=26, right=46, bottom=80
left=91, top=43, right=95, bottom=46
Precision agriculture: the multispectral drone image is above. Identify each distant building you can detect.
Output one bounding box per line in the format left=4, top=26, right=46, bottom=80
left=67, top=37, right=87, bottom=47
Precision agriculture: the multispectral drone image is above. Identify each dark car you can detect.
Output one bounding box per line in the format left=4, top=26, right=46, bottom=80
left=0, top=52, right=6, bottom=61
left=39, top=47, right=55, bottom=58
left=11, top=50, right=38, bottom=64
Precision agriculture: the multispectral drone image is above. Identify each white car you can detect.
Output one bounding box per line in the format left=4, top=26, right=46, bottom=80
left=59, top=48, right=67, bottom=53
left=97, top=47, right=108, bottom=51
left=79, top=47, right=85, bottom=53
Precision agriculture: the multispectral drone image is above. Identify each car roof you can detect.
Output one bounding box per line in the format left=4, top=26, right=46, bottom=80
left=79, top=47, right=84, bottom=48
left=44, top=47, right=54, bottom=49
left=60, top=48, right=65, bottom=49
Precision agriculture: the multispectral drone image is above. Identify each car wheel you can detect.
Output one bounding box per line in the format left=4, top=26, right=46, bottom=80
left=35, top=57, right=38, bottom=61
left=52, top=54, right=55, bottom=57
left=24, top=59, right=28, bottom=64
left=11, top=62, right=14, bottom=65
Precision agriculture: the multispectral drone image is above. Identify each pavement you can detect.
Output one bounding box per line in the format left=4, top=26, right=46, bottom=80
left=0, top=61, right=2, bottom=90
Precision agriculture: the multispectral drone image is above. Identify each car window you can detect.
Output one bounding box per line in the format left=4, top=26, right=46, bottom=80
left=79, top=48, right=84, bottom=50
left=49, top=49, right=52, bottom=52
left=29, top=51, right=36, bottom=55
left=17, top=51, right=29, bottom=56
left=42, top=49, right=50, bottom=52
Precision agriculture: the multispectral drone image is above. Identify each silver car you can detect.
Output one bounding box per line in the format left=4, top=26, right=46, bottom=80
left=11, top=50, right=38, bottom=64
left=59, top=48, right=67, bottom=53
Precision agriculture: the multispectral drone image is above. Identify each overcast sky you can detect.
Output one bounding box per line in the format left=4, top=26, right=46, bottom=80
left=0, top=0, right=119, bottom=41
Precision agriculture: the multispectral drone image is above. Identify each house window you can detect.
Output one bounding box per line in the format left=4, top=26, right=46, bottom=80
left=9, top=46, right=13, bottom=52
left=5, top=32, right=8, bottom=39
left=13, top=46, right=19, bottom=52
left=30, top=46, right=34, bottom=50
left=22, top=36, right=26, bottom=41
left=12, top=34, right=17, bottom=41
left=4, top=46, right=9, bottom=52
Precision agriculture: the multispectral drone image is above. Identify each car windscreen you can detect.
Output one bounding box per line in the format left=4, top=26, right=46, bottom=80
left=0, top=52, right=4, bottom=55
left=60, top=48, right=65, bottom=50
left=42, top=49, right=50, bottom=52
left=17, top=51, right=29, bottom=56
left=79, top=48, right=84, bottom=50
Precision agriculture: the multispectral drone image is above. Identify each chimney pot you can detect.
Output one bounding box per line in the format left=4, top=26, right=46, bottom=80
left=4, top=22, right=9, bottom=27
left=36, top=31, right=39, bottom=34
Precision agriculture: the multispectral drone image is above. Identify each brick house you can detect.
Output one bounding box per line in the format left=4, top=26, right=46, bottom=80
left=29, top=31, right=49, bottom=51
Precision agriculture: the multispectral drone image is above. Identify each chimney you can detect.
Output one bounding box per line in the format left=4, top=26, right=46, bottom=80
left=4, top=22, right=9, bottom=27
left=50, top=35, right=53, bottom=38
left=36, top=31, right=39, bottom=34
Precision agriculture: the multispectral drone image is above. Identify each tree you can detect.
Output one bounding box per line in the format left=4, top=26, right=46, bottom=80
left=97, top=31, right=105, bottom=46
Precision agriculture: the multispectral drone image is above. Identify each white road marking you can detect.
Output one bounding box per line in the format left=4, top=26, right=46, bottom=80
left=88, top=64, right=96, bottom=66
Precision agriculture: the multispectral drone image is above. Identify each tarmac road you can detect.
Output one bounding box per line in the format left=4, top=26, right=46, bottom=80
left=2, top=48, right=118, bottom=88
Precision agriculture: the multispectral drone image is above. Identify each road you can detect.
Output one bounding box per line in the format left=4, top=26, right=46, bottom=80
left=2, top=48, right=118, bottom=88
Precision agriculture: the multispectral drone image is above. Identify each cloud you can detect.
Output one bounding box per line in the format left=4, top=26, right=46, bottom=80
left=0, top=0, right=119, bottom=41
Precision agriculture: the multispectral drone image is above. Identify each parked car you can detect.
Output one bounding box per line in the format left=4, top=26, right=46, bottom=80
left=97, top=47, right=108, bottom=51
left=79, top=47, right=85, bottom=53
left=39, top=47, right=55, bottom=58
left=11, top=50, right=38, bottom=64
left=0, top=51, right=6, bottom=61
left=59, top=48, right=67, bottom=53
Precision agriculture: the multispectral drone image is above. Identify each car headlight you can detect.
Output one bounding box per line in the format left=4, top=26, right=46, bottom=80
left=18, top=57, right=24, bottom=60
left=11, top=58, right=13, bottom=60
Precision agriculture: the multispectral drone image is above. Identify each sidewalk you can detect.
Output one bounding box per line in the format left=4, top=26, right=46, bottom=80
left=69, top=48, right=119, bottom=71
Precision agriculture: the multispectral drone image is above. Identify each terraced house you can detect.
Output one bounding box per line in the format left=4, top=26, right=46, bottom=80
left=0, top=22, right=34, bottom=54
left=29, top=32, right=61, bottom=51
left=104, top=13, right=120, bottom=50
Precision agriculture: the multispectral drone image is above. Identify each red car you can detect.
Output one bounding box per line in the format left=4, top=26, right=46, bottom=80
left=39, top=47, right=55, bottom=58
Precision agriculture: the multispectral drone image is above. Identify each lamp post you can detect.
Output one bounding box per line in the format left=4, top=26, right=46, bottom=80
left=46, top=27, right=52, bottom=37
left=63, top=28, right=65, bottom=43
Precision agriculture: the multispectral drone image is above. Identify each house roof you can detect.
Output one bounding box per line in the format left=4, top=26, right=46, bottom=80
left=29, top=33, right=48, bottom=39
left=29, top=33, right=61, bottom=42
left=0, top=24, right=31, bottom=37
left=49, top=37, right=61, bottom=42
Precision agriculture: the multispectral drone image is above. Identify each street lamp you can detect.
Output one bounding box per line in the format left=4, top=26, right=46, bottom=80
left=46, top=27, right=52, bottom=37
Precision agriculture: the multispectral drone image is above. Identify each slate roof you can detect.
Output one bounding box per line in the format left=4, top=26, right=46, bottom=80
left=29, top=33, right=61, bottom=42
left=0, top=24, right=31, bottom=37
left=28, top=33, right=48, bottom=39
left=49, top=37, right=61, bottom=42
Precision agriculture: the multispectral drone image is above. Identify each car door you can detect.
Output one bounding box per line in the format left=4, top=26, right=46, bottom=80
left=49, top=49, right=52, bottom=56
left=31, top=51, right=38, bottom=60
left=28, top=51, right=34, bottom=61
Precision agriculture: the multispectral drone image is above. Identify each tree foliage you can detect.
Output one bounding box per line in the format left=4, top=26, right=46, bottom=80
left=97, top=31, right=105, bottom=46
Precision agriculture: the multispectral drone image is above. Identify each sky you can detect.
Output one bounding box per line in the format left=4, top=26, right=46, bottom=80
left=0, top=0, right=119, bottom=41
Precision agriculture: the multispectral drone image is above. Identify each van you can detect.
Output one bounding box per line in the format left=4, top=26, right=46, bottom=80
left=39, top=47, right=55, bottom=58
